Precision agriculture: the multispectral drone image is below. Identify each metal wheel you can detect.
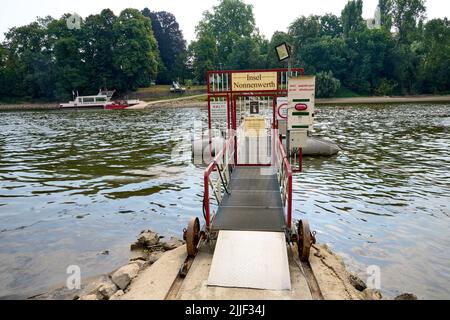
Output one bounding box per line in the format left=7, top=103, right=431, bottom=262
left=298, top=219, right=312, bottom=262
left=184, top=217, right=200, bottom=257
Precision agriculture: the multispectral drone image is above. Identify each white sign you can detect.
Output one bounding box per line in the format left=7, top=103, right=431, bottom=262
left=276, top=97, right=288, bottom=120
left=287, top=76, right=316, bottom=130
left=210, top=101, right=228, bottom=128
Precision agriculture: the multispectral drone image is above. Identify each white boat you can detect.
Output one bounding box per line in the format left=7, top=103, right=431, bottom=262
left=60, top=90, right=141, bottom=110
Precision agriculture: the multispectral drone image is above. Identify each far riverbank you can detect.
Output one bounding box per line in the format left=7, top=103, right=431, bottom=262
left=1, top=94, right=449, bottom=111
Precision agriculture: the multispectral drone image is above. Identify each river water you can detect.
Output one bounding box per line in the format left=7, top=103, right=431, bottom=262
left=0, top=104, right=449, bottom=299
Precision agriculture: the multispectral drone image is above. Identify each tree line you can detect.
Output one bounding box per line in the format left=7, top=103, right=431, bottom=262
left=189, top=0, right=450, bottom=97
left=0, top=0, right=449, bottom=101
left=0, top=8, right=186, bottom=101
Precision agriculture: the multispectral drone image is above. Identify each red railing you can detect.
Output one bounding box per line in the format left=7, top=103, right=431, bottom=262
left=273, top=130, right=293, bottom=230
left=204, top=130, right=293, bottom=231
left=203, top=133, right=236, bottom=229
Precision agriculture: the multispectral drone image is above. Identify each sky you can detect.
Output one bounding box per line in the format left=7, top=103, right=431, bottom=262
left=1, top=0, right=449, bottom=43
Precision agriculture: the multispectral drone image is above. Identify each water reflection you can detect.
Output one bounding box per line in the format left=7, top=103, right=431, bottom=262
left=0, top=104, right=449, bottom=299
left=295, top=104, right=450, bottom=299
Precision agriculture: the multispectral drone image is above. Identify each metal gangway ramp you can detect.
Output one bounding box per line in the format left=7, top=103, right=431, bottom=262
left=199, top=128, right=295, bottom=291
left=181, top=69, right=315, bottom=293
left=212, top=166, right=286, bottom=233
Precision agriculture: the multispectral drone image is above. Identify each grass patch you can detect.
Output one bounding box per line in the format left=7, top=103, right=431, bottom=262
left=136, top=85, right=206, bottom=94
left=334, top=87, right=361, bottom=98
left=132, top=85, right=207, bottom=101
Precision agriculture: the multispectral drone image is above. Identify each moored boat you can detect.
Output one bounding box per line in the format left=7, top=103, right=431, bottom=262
left=59, top=90, right=141, bottom=110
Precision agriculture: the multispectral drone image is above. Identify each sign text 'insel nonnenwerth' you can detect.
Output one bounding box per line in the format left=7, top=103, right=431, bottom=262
left=232, top=72, right=277, bottom=92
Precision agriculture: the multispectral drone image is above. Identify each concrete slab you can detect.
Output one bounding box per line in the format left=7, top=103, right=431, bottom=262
left=175, top=244, right=312, bottom=300
left=208, top=231, right=291, bottom=291
left=120, top=246, right=186, bottom=300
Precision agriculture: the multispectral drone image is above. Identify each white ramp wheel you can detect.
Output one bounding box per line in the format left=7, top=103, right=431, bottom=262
left=298, top=219, right=312, bottom=262
left=184, top=217, right=200, bottom=257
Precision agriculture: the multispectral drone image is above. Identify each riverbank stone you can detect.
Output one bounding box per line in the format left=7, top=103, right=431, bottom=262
left=110, top=290, right=124, bottom=300
left=395, top=293, right=418, bottom=300
left=131, top=259, right=147, bottom=270
left=98, top=282, right=118, bottom=300
left=161, top=236, right=184, bottom=251
left=148, top=251, right=165, bottom=264
left=363, top=288, right=382, bottom=300
left=111, top=264, right=140, bottom=290
left=131, top=230, right=160, bottom=250
left=129, top=249, right=149, bottom=262
left=349, top=274, right=367, bottom=292
left=78, top=294, right=98, bottom=300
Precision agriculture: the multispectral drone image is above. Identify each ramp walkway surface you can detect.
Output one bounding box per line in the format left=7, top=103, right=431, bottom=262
left=211, top=167, right=286, bottom=232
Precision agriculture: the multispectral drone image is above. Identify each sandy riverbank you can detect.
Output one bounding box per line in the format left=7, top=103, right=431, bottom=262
left=141, top=94, right=450, bottom=109
left=2, top=94, right=449, bottom=111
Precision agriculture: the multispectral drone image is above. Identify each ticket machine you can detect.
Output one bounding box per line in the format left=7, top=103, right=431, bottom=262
left=286, top=76, right=316, bottom=169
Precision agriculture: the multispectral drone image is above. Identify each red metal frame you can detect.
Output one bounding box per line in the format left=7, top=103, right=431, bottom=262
left=203, top=130, right=293, bottom=230
left=204, top=69, right=303, bottom=230
left=203, top=133, right=236, bottom=229
left=207, top=68, right=305, bottom=95
left=274, top=130, right=293, bottom=230
left=233, top=93, right=276, bottom=166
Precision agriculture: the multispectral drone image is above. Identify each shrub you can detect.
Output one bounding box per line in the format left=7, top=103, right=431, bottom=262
left=316, top=71, right=341, bottom=98
left=374, top=79, right=397, bottom=96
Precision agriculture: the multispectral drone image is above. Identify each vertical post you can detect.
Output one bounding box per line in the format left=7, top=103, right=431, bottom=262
left=287, top=172, right=293, bottom=229
left=208, top=96, right=213, bottom=160
left=204, top=173, right=210, bottom=230
left=299, top=147, right=303, bottom=173
left=233, top=96, right=238, bottom=165
left=272, top=96, right=276, bottom=129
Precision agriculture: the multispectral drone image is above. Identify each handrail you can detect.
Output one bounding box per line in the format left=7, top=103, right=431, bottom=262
left=273, top=129, right=293, bottom=230
left=203, top=129, right=292, bottom=231
left=204, top=133, right=236, bottom=230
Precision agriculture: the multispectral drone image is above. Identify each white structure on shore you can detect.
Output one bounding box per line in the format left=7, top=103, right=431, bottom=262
left=367, top=5, right=382, bottom=30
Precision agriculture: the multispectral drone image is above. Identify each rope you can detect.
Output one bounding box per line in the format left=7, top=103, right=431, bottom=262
left=215, top=161, right=231, bottom=195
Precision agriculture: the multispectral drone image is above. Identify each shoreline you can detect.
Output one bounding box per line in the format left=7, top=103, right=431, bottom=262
left=26, top=230, right=417, bottom=301
left=1, top=94, right=449, bottom=111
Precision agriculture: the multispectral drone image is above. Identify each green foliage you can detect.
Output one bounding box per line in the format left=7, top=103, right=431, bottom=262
left=190, top=0, right=262, bottom=81
left=227, top=36, right=265, bottom=70
left=374, top=78, right=398, bottom=96
left=0, top=9, right=162, bottom=101
left=289, top=16, right=321, bottom=49
left=142, top=8, right=187, bottom=84
left=391, top=0, right=427, bottom=44
left=335, top=86, right=361, bottom=98
left=320, top=14, right=344, bottom=38
left=0, top=0, right=449, bottom=100
left=196, top=0, right=256, bottom=64
left=297, top=36, right=348, bottom=79
left=418, top=18, right=450, bottom=93
left=341, top=0, right=365, bottom=38
left=82, top=9, right=118, bottom=93
left=316, top=71, right=341, bottom=98
left=266, top=32, right=292, bottom=68
left=379, top=0, right=393, bottom=30
left=113, top=9, right=160, bottom=91
left=189, top=33, right=219, bottom=83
